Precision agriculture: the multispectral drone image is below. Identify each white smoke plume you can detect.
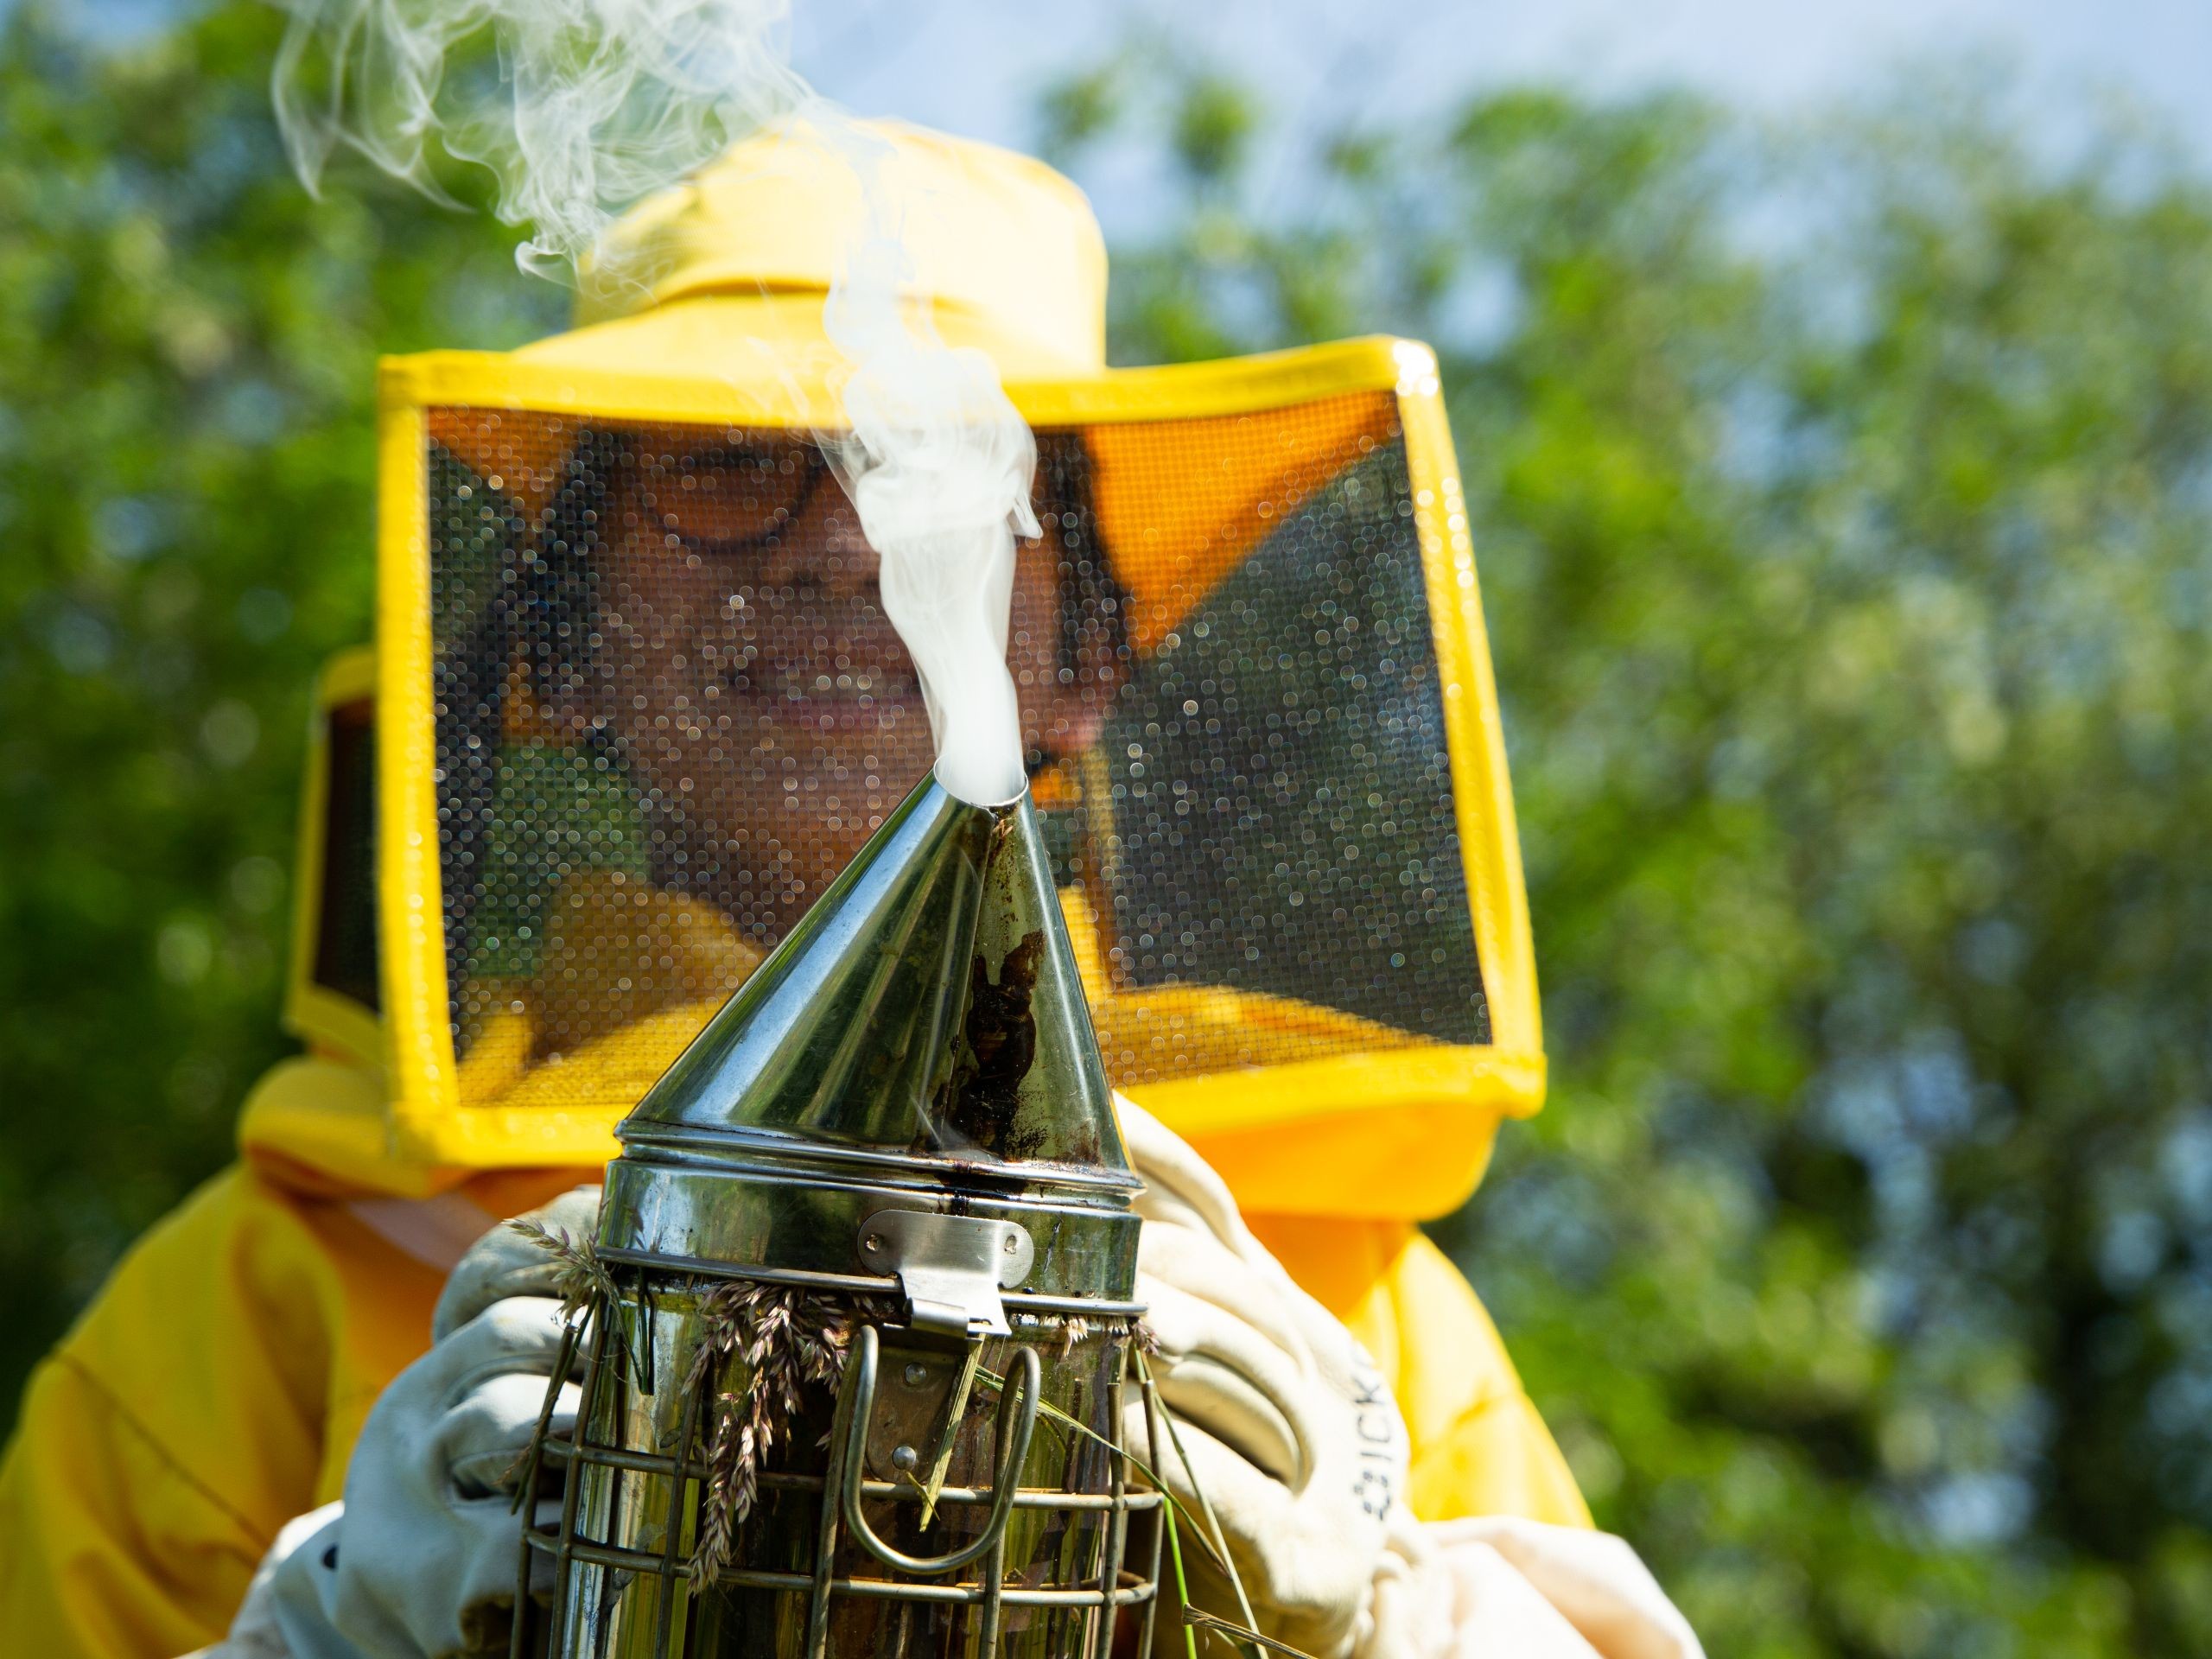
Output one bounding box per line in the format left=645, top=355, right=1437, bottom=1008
left=272, top=0, right=1042, bottom=805
left=821, top=133, right=1041, bottom=805
left=272, top=0, right=808, bottom=276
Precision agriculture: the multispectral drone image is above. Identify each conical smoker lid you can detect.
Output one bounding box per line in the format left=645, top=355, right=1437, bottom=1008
left=623, top=772, right=1133, bottom=1181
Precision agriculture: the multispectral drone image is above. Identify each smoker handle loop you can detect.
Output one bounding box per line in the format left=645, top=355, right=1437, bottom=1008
left=836, top=1324, right=1040, bottom=1576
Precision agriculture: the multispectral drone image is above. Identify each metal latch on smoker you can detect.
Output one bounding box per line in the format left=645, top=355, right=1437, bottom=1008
left=857, top=1210, right=1034, bottom=1338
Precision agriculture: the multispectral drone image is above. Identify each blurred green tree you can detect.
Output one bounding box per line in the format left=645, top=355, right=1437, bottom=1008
left=0, top=1, right=556, bottom=1425
left=7, top=6, right=2212, bottom=1655
left=1051, top=53, right=2212, bottom=1659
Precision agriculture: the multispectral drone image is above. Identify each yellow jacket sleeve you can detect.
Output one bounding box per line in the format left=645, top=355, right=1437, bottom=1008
left=1246, top=1215, right=1590, bottom=1528
left=0, top=1159, right=445, bottom=1659
left=0, top=1351, right=267, bottom=1659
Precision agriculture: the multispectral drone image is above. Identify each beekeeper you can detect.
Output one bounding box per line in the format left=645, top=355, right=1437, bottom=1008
left=0, top=119, right=1696, bottom=1659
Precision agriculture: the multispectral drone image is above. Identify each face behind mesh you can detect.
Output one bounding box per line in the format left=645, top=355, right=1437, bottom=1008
left=391, top=396, right=1488, bottom=1113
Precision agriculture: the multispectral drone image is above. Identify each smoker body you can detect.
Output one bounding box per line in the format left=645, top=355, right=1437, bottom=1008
left=513, top=779, right=1161, bottom=1659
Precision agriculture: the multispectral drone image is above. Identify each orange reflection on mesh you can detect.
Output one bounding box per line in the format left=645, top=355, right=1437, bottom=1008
left=1088, top=392, right=1402, bottom=654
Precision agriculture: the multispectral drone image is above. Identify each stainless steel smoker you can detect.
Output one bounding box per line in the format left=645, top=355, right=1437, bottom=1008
left=509, top=772, right=1161, bottom=1659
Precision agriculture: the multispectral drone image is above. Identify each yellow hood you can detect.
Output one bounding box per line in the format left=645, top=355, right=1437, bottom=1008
left=251, top=121, right=1543, bottom=1219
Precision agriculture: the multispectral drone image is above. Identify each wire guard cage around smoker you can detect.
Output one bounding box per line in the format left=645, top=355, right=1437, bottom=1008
left=510, top=775, right=1164, bottom=1659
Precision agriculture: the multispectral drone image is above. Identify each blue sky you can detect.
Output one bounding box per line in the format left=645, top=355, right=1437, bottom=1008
left=787, top=0, right=2212, bottom=236
left=56, top=0, right=2212, bottom=238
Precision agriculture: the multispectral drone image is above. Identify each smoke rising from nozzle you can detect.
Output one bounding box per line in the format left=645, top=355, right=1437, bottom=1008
left=821, top=145, right=1042, bottom=806
left=273, top=0, right=1044, bottom=806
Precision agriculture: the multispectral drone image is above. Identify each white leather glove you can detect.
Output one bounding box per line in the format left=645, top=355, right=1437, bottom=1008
left=1374, top=1515, right=1705, bottom=1659
left=200, top=1186, right=601, bottom=1659
left=1116, top=1098, right=1703, bottom=1659
left=1116, top=1096, right=1408, bottom=1659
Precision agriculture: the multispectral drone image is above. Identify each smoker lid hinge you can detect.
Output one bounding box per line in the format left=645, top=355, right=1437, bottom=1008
left=856, top=1209, right=1035, bottom=1338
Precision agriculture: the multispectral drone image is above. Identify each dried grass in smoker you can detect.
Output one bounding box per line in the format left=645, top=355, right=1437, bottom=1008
left=684, top=1281, right=866, bottom=1585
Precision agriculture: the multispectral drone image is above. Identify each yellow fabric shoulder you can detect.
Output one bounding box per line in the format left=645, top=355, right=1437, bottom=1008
left=1248, top=1214, right=1590, bottom=1528
left=0, top=1114, right=445, bottom=1657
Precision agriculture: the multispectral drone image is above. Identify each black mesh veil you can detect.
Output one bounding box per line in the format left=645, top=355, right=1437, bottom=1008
left=308, top=389, right=1494, bottom=1121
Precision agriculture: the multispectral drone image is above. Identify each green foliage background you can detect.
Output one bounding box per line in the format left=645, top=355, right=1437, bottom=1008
left=7, top=7, right=2212, bottom=1654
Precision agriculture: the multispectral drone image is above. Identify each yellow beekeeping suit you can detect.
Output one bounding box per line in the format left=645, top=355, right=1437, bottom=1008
left=0, top=118, right=1583, bottom=1658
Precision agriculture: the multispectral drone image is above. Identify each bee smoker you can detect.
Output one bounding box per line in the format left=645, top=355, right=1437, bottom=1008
left=511, top=772, right=1162, bottom=1659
